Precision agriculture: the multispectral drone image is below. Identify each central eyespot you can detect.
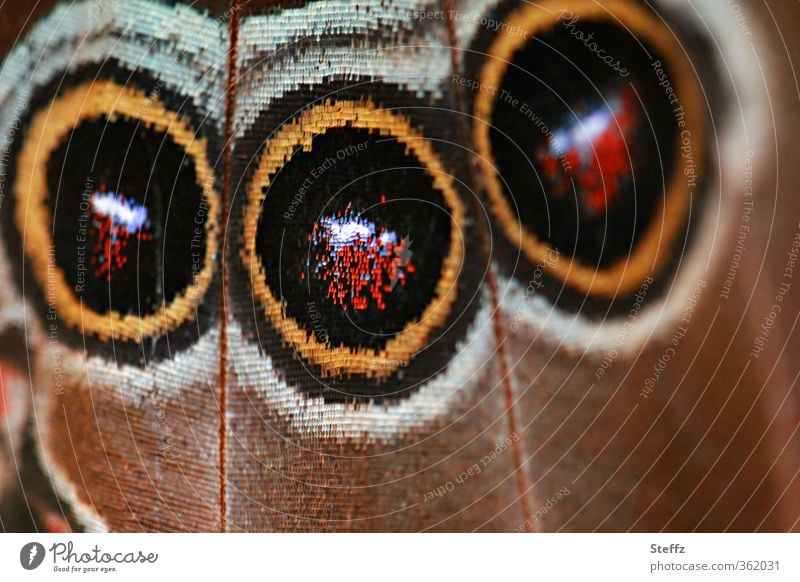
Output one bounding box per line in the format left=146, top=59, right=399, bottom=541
left=242, top=101, right=465, bottom=379
left=252, top=125, right=452, bottom=354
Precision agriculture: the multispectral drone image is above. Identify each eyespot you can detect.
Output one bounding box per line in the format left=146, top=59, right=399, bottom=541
left=471, top=0, right=705, bottom=302
left=240, top=99, right=470, bottom=390
left=9, top=79, right=220, bottom=349
left=230, top=7, right=490, bottom=412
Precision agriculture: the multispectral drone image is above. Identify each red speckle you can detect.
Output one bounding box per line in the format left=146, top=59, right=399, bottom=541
left=536, top=85, right=638, bottom=216
left=307, top=203, right=413, bottom=311
left=89, top=185, right=153, bottom=282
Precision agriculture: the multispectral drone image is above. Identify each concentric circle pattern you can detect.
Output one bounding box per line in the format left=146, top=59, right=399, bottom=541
left=242, top=100, right=467, bottom=380
left=0, top=0, right=796, bottom=538
left=473, top=0, right=704, bottom=299
left=10, top=80, right=219, bottom=346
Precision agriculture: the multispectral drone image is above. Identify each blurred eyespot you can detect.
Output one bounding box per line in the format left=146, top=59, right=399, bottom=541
left=240, top=99, right=473, bottom=397
left=470, top=0, right=706, bottom=305
left=5, top=79, right=219, bottom=355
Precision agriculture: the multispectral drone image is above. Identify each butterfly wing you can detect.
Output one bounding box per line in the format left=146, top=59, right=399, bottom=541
left=1, top=0, right=799, bottom=533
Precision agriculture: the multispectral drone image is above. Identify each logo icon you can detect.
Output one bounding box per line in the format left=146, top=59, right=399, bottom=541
left=20, top=542, right=46, bottom=570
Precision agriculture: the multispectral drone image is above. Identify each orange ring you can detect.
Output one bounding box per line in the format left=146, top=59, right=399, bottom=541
left=473, top=0, right=704, bottom=296
left=15, top=80, right=220, bottom=343
left=242, top=100, right=465, bottom=378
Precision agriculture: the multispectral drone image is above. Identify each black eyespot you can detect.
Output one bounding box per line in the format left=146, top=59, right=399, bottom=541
left=469, top=1, right=705, bottom=306
left=6, top=77, right=220, bottom=359
left=238, top=97, right=479, bottom=398
left=48, top=117, right=208, bottom=319
left=255, top=125, right=452, bottom=353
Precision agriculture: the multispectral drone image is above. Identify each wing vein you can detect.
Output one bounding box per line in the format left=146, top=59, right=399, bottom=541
left=218, top=0, right=242, bottom=533
left=440, top=0, right=535, bottom=530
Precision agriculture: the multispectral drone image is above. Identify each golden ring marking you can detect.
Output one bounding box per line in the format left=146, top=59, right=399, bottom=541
left=15, top=80, right=220, bottom=343
left=242, top=100, right=465, bottom=378
left=473, top=0, right=705, bottom=296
